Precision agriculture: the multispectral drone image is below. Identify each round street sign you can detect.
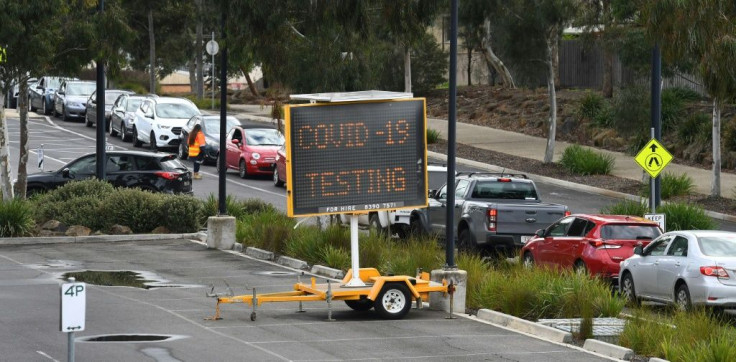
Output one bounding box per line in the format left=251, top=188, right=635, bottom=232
left=206, top=40, right=219, bottom=55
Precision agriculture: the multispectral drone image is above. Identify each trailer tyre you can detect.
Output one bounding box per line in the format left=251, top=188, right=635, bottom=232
left=374, top=283, right=412, bottom=319
left=345, top=299, right=373, bottom=311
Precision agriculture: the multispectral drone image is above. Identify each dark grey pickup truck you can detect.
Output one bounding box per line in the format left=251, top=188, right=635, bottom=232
left=411, top=172, right=569, bottom=256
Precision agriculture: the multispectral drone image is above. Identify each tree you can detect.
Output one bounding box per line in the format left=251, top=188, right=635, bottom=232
left=459, top=0, right=516, bottom=88
left=497, top=0, right=579, bottom=163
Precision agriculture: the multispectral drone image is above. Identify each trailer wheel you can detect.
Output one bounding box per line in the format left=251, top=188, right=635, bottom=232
left=374, top=283, right=412, bottom=319
left=345, top=299, right=373, bottom=311
left=250, top=312, right=257, bottom=321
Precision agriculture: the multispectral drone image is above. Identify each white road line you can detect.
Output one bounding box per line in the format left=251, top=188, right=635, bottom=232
left=200, top=170, right=285, bottom=198
left=35, top=351, right=60, bottom=362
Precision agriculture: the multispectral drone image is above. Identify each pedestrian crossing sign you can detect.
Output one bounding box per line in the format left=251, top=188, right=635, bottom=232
left=635, top=138, right=673, bottom=178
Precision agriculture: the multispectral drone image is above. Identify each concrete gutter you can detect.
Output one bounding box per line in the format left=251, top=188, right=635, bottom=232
left=0, top=233, right=203, bottom=246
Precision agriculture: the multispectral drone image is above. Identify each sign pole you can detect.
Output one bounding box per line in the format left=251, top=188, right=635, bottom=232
left=211, top=31, right=215, bottom=111
left=345, top=214, right=365, bottom=287
left=650, top=127, right=655, bottom=213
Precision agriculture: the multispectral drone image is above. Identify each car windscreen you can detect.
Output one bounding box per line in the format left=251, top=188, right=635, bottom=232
left=470, top=181, right=538, bottom=200
left=126, top=98, right=143, bottom=112
left=106, top=92, right=125, bottom=103
left=428, top=171, right=448, bottom=190
left=599, top=224, right=661, bottom=240
left=160, top=156, right=188, bottom=171
left=203, top=117, right=240, bottom=136
left=46, top=78, right=63, bottom=89
left=698, top=235, right=736, bottom=257
left=246, top=129, right=284, bottom=146
left=155, top=103, right=199, bottom=119
left=67, top=83, right=96, bottom=96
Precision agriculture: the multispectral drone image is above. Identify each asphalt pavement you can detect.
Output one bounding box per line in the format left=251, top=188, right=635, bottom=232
left=0, top=238, right=616, bottom=361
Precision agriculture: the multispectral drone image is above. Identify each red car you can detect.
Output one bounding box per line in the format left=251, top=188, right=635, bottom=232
left=273, top=144, right=286, bottom=187
left=520, top=214, right=662, bottom=279
left=223, top=125, right=284, bottom=178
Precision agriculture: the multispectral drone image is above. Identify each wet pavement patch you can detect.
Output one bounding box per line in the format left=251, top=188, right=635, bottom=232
left=61, top=270, right=203, bottom=290
left=78, top=334, right=186, bottom=343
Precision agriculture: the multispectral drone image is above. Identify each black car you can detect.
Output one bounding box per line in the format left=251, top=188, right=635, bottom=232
left=26, top=151, right=192, bottom=196
left=178, top=115, right=240, bottom=164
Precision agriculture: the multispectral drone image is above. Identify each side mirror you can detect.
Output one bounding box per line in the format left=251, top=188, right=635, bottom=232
left=535, top=229, right=545, bottom=237
left=61, top=168, right=71, bottom=178
left=36, top=85, right=43, bottom=90
left=232, top=139, right=240, bottom=144
left=633, top=244, right=644, bottom=256
left=428, top=189, right=436, bottom=198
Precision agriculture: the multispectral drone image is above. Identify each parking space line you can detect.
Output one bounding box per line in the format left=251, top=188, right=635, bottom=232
left=199, top=171, right=286, bottom=198
left=35, top=351, right=59, bottom=362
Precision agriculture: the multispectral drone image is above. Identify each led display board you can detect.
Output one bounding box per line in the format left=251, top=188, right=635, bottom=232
left=285, top=99, right=427, bottom=217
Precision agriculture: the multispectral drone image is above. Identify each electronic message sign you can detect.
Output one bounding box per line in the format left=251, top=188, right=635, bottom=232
left=285, top=99, right=427, bottom=217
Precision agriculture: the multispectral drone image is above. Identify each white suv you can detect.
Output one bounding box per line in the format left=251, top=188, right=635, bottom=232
left=341, top=163, right=451, bottom=239
left=133, top=97, right=200, bottom=151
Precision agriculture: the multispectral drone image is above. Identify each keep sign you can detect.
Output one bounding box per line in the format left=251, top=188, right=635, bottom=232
left=60, top=282, right=86, bottom=332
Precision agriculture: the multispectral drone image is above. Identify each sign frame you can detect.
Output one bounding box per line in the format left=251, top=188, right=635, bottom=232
left=644, top=213, right=666, bottom=233
left=284, top=98, right=428, bottom=218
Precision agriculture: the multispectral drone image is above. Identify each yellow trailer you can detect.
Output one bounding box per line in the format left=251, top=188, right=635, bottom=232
left=207, top=268, right=450, bottom=321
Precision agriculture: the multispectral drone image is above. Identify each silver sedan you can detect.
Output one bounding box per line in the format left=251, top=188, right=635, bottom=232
left=619, top=230, right=736, bottom=310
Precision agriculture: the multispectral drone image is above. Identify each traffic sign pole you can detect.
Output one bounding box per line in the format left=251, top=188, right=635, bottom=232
left=650, top=128, right=655, bottom=213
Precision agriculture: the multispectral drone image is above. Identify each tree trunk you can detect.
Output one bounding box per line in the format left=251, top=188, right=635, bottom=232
left=467, top=47, right=472, bottom=86
left=148, top=8, right=156, bottom=93
left=404, top=46, right=412, bottom=93
left=239, top=65, right=259, bottom=97
left=188, top=59, right=196, bottom=93
left=602, top=50, right=613, bottom=98
left=544, top=37, right=558, bottom=164
left=711, top=99, right=721, bottom=197
left=481, top=19, right=515, bottom=89
left=552, top=38, right=560, bottom=88
left=0, top=100, right=12, bottom=201
left=195, top=0, right=204, bottom=100
left=13, top=80, right=29, bottom=199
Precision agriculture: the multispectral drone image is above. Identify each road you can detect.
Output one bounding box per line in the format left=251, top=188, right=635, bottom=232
left=4, top=108, right=736, bottom=231
left=0, top=238, right=613, bottom=361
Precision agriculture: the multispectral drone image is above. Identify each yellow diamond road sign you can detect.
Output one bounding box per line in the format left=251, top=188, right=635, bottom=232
left=635, top=138, right=673, bottom=178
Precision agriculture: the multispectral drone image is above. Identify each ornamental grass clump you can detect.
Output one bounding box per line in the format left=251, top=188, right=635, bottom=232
left=658, top=202, right=716, bottom=231
left=0, top=198, right=35, bottom=237
left=600, top=199, right=648, bottom=216
left=559, top=144, right=615, bottom=176
left=640, top=172, right=694, bottom=199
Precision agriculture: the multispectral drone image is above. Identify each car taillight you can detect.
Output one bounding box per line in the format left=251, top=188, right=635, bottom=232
left=155, top=171, right=181, bottom=180
left=487, top=208, right=497, bottom=231
left=700, top=266, right=729, bottom=278
left=588, top=240, right=622, bottom=249
left=564, top=210, right=571, bottom=217
left=497, top=178, right=511, bottom=182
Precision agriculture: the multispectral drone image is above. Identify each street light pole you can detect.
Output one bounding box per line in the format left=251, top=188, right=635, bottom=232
left=95, top=0, right=106, bottom=180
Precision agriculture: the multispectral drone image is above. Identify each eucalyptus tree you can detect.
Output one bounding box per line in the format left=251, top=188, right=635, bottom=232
left=459, top=0, right=515, bottom=88
left=643, top=0, right=736, bottom=197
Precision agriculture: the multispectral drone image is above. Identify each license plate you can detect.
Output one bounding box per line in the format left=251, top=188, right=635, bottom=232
left=184, top=181, right=190, bottom=186
left=520, top=235, right=533, bottom=244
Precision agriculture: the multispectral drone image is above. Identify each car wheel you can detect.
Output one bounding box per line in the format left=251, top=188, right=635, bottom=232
left=458, top=228, right=477, bottom=252
left=109, top=120, right=118, bottom=137
left=373, top=283, right=412, bottom=320
left=675, top=283, right=692, bottom=311
left=85, top=113, right=93, bottom=127
left=53, top=103, right=60, bottom=117
left=121, top=123, right=131, bottom=142
left=409, top=215, right=424, bottom=237
left=573, top=260, right=588, bottom=275
left=273, top=168, right=284, bottom=187
left=522, top=252, right=535, bottom=268
left=620, top=272, right=640, bottom=306
left=345, top=299, right=373, bottom=312
left=149, top=132, right=158, bottom=152
left=30, top=99, right=37, bottom=112
left=238, top=159, right=248, bottom=179
left=133, top=126, right=143, bottom=147
left=179, top=143, right=188, bottom=160
left=369, top=213, right=388, bottom=237
left=216, top=156, right=222, bottom=173
left=43, top=100, right=51, bottom=115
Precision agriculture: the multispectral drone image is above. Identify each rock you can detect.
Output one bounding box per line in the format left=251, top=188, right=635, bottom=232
left=41, top=220, right=67, bottom=232
left=65, top=225, right=91, bottom=237
left=151, top=226, right=170, bottom=234
left=109, top=224, right=133, bottom=235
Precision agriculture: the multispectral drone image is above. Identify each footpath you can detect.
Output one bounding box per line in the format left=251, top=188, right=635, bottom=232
left=229, top=103, right=736, bottom=201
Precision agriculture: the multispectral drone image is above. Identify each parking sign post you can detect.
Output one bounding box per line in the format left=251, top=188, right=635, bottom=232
left=61, top=277, right=86, bottom=362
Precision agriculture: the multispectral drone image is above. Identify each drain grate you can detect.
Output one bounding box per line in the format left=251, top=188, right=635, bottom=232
left=78, top=334, right=185, bottom=343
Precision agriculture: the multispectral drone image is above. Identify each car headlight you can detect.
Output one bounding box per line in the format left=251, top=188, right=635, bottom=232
left=157, top=124, right=171, bottom=129
left=251, top=152, right=261, bottom=160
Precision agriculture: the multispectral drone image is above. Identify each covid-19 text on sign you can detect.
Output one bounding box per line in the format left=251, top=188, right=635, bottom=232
left=285, top=99, right=428, bottom=217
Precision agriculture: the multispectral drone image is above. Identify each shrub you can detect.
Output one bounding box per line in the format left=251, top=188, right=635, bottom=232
left=577, top=91, right=605, bottom=120
left=382, top=237, right=443, bottom=276
left=427, top=128, right=441, bottom=144
left=200, top=195, right=275, bottom=224
left=238, top=209, right=295, bottom=254
left=183, top=94, right=221, bottom=110
left=661, top=88, right=686, bottom=133
left=600, top=199, right=648, bottom=216
left=457, top=252, right=492, bottom=310
left=98, top=188, right=163, bottom=232
left=640, top=172, right=694, bottom=199
left=285, top=226, right=326, bottom=265
left=321, top=245, right=351, bottom=270
left=158, top=194, right=204, bottom=232
left=35, top=195, right=107, bottom=231
left=43, top=179, right=115, bottom=203
left=0, top=199, right=35, bottom=237
left=559, top=144, right=615, bottom=175
left=677, top=113, right=711, bottom=144
left=359, top=233, right=391, bottom=271
left=665, top=86, right=702, bottom=102
left=612, top=85, right=649, bottom=137
left=658, top=202, right=717, bottom=231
